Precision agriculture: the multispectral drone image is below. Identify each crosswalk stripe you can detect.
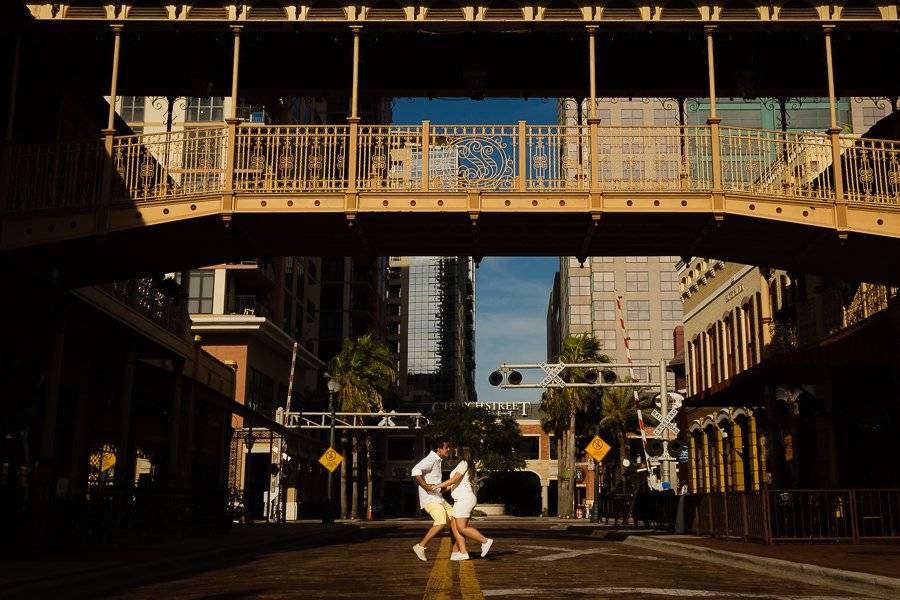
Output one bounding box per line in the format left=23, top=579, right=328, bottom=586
left=422, top=538, right=452, bottom=600
left=458, top=558, right=485, bottom=600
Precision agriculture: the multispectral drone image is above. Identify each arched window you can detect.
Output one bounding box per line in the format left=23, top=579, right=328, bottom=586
left=719, top=0, right=760, bottom=20
left=602, top=0, right=641, bottom=20
left=426, top=0, right=466, bottom=19
left=543, top=0, right=586, bottom=20
left=248, top=1, right=290, bottom=20
left=367, top=0, right=408, bottom=20
left=660, top=0, right=700, bottom=20
left=484, top=0, right=524, bottom=20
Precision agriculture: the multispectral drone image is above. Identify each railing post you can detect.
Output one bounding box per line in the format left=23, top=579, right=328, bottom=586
left=99, top=24, right=123, bottom=229
left=222, top=118, right=239, bottom=212
left=421, top=120, right=430, bottom=192
left=823, top=24, right=848, bottom=237
left=589, top=120, right=600, bottom=191
left=586, top=25, right=601, bottom=193
left=517, top=120, right=527, bottom=191
left=849, top=489, right=860, bottom=544
left=705, top=26, right=724, bottom=214
left=347, top=119, right=359, bottom=193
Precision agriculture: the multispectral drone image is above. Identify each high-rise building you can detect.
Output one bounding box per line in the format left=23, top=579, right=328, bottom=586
left=387, top=256, right=476, bottom=405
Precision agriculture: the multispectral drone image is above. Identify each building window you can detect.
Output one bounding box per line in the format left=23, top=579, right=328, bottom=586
left=659, top=256, right=679, bottom=263
left=569, top=276, right=591, bottom=296
left=120, top=96, right=145, bottom=123
left=653, top=108, right=677, bottom=126
left=659, top=270, right=679, bottom=292
left=187, top=270, right=214, bottom=314
left=625, top=271, right=649, bottom=292
left=592, top=300, right=616, bottom=321
left=625, top=256, right=648, bottom=263
left=628, top=329, right=651, bottom=350
left=661, top=300, right=683, bottom=321
left=862, top=105, right=889, bottom=127
left=592, top=271, right=615, bottom=292
left=662, top=328, right=674, bottom=351
left=596, top=109, right=611, bottom=126
left=516, top=436, right=540, bottom=460
left=626, top=300, right=650, bottom=321
left=621, top=108, right=644, bottom=126
left=594, top=328, right=616, bottom=350
left=247, top=368, right=275, bottom=418
left=185, top=97, right=224, bottom=122
left=592, top=256, right=614, bottom=263
left=548, top=434, right=559, bottom=460
left=386, top=437, right=416, bottom=461
left=306, top=300, right=316, bottom=323
left=568, top=257, right=587, bottom=268
left=569, top=304, right=591, bottom=325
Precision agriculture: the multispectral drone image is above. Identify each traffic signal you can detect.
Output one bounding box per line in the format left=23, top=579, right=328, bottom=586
left=646, top=439, right=664, bottom=457
left=488, top=370, right=504, bottom=386
left=601, top=369, right=617, bottom=384
left=584, top=369, right=599, bottom=384
left=507, top=370, right=523, bottom=385
left=667, top=440, right=684, bottom=457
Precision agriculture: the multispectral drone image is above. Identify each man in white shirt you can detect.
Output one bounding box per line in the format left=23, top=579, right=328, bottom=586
left=410, top=438, right=453, bottom=562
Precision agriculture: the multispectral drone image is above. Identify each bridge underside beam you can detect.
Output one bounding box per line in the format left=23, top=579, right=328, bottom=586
left=4, top=199, right=900, bottom=287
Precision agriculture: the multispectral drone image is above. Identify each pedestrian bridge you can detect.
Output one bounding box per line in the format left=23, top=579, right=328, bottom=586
left=2, top=122, right=899, bottom=284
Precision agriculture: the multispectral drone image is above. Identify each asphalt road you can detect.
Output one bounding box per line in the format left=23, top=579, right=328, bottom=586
left=109, top=520, right=874, bottom=599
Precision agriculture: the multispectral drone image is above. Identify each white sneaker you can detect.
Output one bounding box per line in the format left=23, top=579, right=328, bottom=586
left=413, top=544, right=427, bottom=562
left=450, top=552, right=470, bottom=561
left=480, top=538, right=493, bottom=558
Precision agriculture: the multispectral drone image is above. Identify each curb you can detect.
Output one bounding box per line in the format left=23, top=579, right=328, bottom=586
left=1, top=524, right=360, bottom=599
left=622, top=536, right=900, bottom=599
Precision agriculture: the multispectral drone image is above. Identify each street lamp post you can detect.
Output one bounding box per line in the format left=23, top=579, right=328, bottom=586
left=323, top=379, right=341, bottom=524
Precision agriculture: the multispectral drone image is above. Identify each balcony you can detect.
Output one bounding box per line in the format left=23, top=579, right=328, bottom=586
left=224, top=258, right=276, bottom=287
left=226, top=294, right=271, bottom=319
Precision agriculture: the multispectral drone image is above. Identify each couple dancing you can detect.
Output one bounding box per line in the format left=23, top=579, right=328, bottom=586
left=410, top=439, right=493, bottom=562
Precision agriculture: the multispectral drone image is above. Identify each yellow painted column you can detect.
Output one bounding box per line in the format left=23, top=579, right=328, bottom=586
left=689, top=433, right=698, bottom=492
left=748, top=414, right=760, bottom=491
left=716, top=427, right=727, bottom=491
left=701, top=429, right=711, bottom=492
left=347, top=26, right=362, bottom=195
left=587, top=26, right=600, bottom=192
left=705, top=25, right=724, bottom=211
left=731, top=419, right=745, bottom=492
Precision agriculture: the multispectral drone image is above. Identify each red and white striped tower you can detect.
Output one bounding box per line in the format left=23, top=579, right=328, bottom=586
left=614, top=294, right=651, bottom=469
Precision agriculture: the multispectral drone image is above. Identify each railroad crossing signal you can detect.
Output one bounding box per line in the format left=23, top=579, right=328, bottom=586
left=585, top=435, right=612, bottom=463
left=318, top=448, right=343, bottom=473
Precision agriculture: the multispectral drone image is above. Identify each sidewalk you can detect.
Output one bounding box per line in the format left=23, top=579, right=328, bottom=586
left=0, top=521, right=360, bottom=598
left=623, top=534, right=900, bottom=600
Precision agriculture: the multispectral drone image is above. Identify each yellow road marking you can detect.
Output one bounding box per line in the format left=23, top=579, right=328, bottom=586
left=422, top=537, right=452, bottom=600
left=458, top=558, right=484, bottom=600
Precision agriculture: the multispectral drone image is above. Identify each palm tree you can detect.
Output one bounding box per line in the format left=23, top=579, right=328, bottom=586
left=540, top=334, right=609, bottom=518
left=599, top=378, right=655, bottom=492
left=325, top=333, right=397, bottom=520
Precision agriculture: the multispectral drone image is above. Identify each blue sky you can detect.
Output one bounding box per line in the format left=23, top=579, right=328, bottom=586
left=393, top=99, right=560, bottom=403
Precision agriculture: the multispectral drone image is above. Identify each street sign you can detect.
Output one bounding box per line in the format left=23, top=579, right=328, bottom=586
left=678, top=447, right=689, bottom=463
left=318, top=447, right=343, bottom=473
left=585, top=435, right=612, bottom=463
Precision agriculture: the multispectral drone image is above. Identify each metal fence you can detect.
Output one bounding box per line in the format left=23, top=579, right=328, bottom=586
left=689, top=489, right=900, bottom=543
left=1, top=484, right=232, bottom=548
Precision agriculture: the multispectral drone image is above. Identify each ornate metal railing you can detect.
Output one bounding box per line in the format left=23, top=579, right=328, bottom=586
left=106, top=277, right=188, bottom=337
left=690, top=489, right=900, bottom=544
left=2, top=124, right=899, bottom=214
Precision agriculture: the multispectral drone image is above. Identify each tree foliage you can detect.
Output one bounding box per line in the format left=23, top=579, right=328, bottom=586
left=424, top=403, right=526, bottom=483
left=325, top=332, right=396, bottom=412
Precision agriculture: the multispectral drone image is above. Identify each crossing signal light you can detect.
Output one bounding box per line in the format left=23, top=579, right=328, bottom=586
left=647, top=439, right=664, bottom=457
left=488, top=371, right=504, bottom=386
left=584, top=369, right=599, bottom=384
left=507, top=370, right=523, bottom=386
left=667, top=440, right=684, bottom=457
left=602, top=369, right=617, bottom=384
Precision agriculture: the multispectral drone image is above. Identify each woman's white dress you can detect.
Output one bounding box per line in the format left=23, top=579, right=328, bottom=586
left=450, top=460, right=477, bottom=518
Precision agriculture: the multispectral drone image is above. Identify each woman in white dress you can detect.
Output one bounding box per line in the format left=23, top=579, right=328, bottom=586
left=433, top=447, right=493, bottom=561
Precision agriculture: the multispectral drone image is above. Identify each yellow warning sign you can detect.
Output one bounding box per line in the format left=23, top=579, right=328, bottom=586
left=585, top=435, right=612, bottom=463
left=318, top=448, right=344, bottom=473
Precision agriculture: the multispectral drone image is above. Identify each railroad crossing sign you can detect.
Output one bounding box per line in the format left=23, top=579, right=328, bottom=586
left=585, top=435, right=612, bottom=463
left=318, top=448, right=343, bottom=473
